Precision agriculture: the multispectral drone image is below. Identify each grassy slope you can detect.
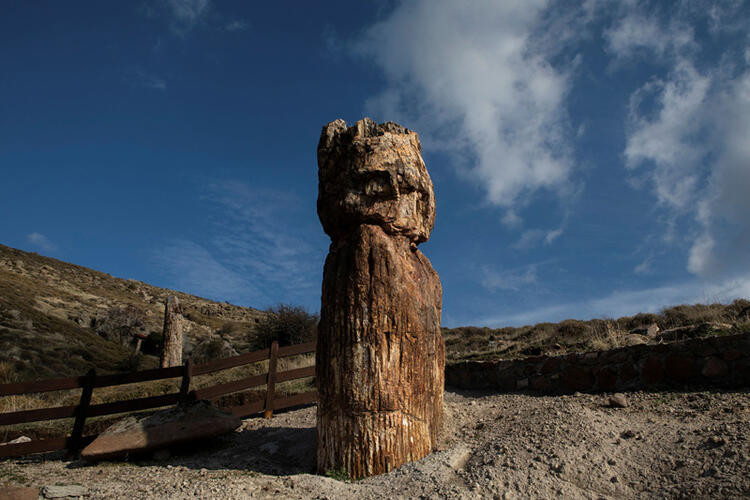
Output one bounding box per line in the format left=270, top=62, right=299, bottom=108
left=443, top=300, right=750, bottom=363
left=0, top=243, right=265, bottom=382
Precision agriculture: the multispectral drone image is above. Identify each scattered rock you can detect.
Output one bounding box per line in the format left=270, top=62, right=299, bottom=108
left=621, top=430, right=636, bottom=439
left=707, top=436, right=725, bottom=447
left=609, top=393, right=629, bottom=408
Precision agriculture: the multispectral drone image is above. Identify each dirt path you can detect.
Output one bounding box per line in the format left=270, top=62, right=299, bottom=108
left=3, top=389, right=749, bottom=499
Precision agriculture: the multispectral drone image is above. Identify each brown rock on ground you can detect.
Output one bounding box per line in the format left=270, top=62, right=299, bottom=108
left=609, top=393, right=629, bottom=408
left=316, top=118, right=445, bottom=478
left=81, top=400, right=240, bottom=462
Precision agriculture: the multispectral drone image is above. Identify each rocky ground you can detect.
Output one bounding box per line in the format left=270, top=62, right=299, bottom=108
left=3, top=388, right=749, bottom=499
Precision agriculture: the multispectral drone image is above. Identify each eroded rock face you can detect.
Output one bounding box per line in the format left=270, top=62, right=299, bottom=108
left=317, top=118, right=436, bottom=245
left=316, top=118, right=445, bottom=478
left=160, top=295, right=183, bottom=368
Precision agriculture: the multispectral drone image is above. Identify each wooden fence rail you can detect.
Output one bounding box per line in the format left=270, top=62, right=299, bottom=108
left=0, top=340, right=317, bottom=459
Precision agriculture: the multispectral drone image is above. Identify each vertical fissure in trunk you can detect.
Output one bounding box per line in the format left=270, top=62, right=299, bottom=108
left=316, top=118, right=445, bottom=478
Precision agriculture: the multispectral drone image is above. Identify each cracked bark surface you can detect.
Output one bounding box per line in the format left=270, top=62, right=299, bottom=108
left=316, top=118, right=445, bottom=478
left=160, top=295, right=183, bottom=368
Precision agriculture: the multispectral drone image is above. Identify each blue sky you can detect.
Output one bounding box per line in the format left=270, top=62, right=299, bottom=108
left=2, top=1, right=749, bottom=327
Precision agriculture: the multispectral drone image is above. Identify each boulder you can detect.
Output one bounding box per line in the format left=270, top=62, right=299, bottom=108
left=81, top=400, right=240, bottom=462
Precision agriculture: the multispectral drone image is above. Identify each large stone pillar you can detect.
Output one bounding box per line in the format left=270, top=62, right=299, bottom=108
left=316, top=118, right=445, bottom=478
left=160, top=295, right=183, bottom=368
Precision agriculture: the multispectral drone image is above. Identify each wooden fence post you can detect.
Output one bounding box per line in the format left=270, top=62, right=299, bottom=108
left=180, top=359, right=193, bottom=404
left=264, top=341, right=279, bottom=419
left=67, top=368, right=95, bottom=457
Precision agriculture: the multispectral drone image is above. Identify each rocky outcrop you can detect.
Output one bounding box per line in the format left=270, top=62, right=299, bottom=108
left=316, top=118, right=445, bottom=478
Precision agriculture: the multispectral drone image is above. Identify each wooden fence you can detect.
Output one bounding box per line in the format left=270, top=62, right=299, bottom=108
left=0, top=340, right=316, bottom=459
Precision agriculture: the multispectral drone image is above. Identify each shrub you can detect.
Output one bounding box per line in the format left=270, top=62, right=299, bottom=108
left=249, top=304, right=318, bottom=350
left=192, top=338, right=238, bottom=363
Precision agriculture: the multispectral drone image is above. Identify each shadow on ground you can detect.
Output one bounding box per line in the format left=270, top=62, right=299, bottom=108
left=62, top=423, right=318, bottom=476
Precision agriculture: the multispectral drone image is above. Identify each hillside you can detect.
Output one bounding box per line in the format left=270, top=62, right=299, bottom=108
left=0, top=244, right=266, bottom=382
left=443, top=300, right=750, bottom=363
left=2, top=242, right=748, bottom=382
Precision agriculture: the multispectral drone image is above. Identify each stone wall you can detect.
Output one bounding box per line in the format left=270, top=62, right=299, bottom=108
left=446, top=333, right=750, bottom=393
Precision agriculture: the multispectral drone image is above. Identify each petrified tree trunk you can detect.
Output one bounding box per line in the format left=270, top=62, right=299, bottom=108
left=316, top=118, right=445, bottom=478
left=160, top=295, right=183, bottom=368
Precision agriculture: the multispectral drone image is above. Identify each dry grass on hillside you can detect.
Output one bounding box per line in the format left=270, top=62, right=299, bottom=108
left=443, top=299, right=750, bottom=363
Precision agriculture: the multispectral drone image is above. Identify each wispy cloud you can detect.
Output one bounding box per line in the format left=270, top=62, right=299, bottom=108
left=146, top=0, right=246, bottom=36
left=143, top=0, right=211, bottom=36
left=513, top=227, right=564, bottom=250
left=615, top=2, right=750, bottom=282
left=26, top=232, right=56, bottom=253
left=479, top=276, right=750, bottom=327
left=480, top=264, right=538, bottom=292
left=129, top=68, right=167, bottom=90
left=224, top=19, right=248, bottom=32
left=163, top=0, right=210, bottom=35
left=355, top=0, right=578, bottom=226
left=152, top=239, right=252, bottom=302
left=150, top=180, right=327, bottom=309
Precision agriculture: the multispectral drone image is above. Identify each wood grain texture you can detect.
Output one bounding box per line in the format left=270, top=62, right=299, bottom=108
left=160, top=295, right=183, bottom=368
left=316, top=118, right=445, bottom=478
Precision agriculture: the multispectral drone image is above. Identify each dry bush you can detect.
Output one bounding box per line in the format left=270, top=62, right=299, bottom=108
left=249, top=304, right=318, bottom=350
left=587, top=320, right=624, bottom=352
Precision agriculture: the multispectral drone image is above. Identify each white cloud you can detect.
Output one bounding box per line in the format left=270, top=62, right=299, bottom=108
left=26, top=232, right=56, bottom=253
left=625, top=59, right=710, bottom=210
left=604, top=8, right=693, bottom=61
left=619, top=3, right=750, bottom=282
left=687, top=71, right=750, bottom=278
left=356, top=0, right=576, bottom=224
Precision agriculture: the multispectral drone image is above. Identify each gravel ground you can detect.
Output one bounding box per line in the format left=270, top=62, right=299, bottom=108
left=3, top=389, right=749, bottom=499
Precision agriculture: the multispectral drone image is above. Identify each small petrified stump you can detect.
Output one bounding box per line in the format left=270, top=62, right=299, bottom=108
left=316, top=118, right=445, bottom=478
left=160, top=295, right=183, bottom=368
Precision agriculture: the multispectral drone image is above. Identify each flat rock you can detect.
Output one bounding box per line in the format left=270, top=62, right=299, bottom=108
left=0, top=435, right=31, bottom=446
left=42, top=484, right=88, bottom=498
left=81, top=400, right=240, bottom=462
